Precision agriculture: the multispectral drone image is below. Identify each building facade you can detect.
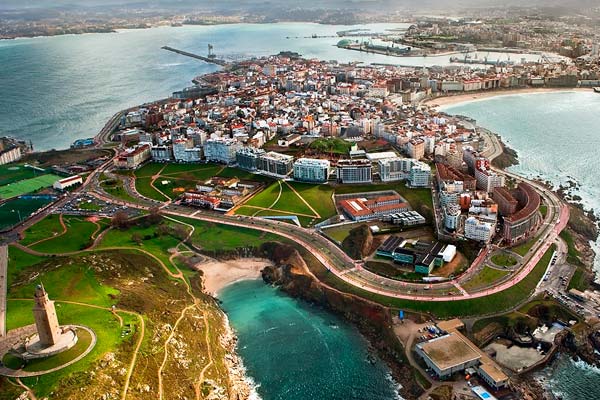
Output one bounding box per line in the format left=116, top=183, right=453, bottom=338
left=293, top=158, right=331, bottom=183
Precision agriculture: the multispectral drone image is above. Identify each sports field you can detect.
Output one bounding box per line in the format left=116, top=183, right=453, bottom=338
left=0, top=197, right=53, bottom=230
left=0, top=164, right=43, bottom=186
left=0, top=174, right=61, bottom=199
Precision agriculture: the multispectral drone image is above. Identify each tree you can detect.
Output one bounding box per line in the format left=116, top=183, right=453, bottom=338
left=147, top=206, right=163, bottom=225
left=111, top=211, right=130, bottom=229
left=131, top=232, right=142, bottom=245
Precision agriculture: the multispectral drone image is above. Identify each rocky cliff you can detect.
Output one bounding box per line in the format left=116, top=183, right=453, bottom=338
left=259, top=242, right=424, bottom=399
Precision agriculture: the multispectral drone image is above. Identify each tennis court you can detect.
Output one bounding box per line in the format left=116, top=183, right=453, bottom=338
left=0, top=174, right=61, bottom=199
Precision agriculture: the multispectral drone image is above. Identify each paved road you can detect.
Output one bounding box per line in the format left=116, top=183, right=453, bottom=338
left=0, top=245, right=7, bottom=337
left=2, top=125, right=569, bottom=303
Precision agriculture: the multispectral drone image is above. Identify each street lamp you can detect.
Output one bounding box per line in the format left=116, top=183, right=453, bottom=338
left=11, top=209, right=22, bottom=222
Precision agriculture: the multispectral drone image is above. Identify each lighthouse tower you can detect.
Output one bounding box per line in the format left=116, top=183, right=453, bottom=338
left=32, top=284, right=60, bottom=347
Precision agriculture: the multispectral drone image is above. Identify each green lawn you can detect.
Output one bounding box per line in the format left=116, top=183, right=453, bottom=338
left=287, top=181, right=336, bottom=220
left=568, top=268, right=589, bottom=292
left=135, top=177, right=170, bottom=201
left=134, top=162, right=165, bottom=178
left=6, top=245, right=46, bottom=287
left=462, top=266, right=510, bottom=291
left=309, top=137, right=352, bottom=154
left=100, top=176, right=138, bottom=203
left=540, top=204, right=548, bottom=218
left=20, top=214, right=65, bottom=246
left=511, top=238, right=537, bottom=257
left=0, top=164, right=43, bottom=186
left=29, top=216, right=98, bottom=253
left=490, top=253, right=518, bottom=267
left=0, top=174, right=62, bottom=199
left=244, top=181, right=281, bottom=209
left=97, top=223, right=182, bottom=274
left=560, top=229, right=583, bottom=266
left=240, top=181, right=331, bottom=226
left=307, top=243, right=557, bottom=318
left=174, top=216, right=279, bottom=252
left=8, top=259, right=119, bottom=308
left=322, top=224, right=356, bottom=242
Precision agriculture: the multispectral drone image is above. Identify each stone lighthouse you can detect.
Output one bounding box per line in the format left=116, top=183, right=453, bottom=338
left=32, top=284, right=60, bottom=347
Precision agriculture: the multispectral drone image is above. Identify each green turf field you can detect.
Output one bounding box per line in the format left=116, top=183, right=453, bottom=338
left=0, top=197, right=53, bottom=230
left=0, top=164, right=45, bottom=186
left=0, top=174, right=61, bottom=199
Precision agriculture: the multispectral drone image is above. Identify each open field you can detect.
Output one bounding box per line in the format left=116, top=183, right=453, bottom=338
left=0, top=164, right=43, bottom=186
left=29, top=216, right=100, bottom=253
left=239, top=181, right=322, bottom=226
left=100, top=176, right=138, bottom=203
left=20, top=214, right=65, bottom=245
left=568, top=267, right=590, bottom=292
left=0, top=174, right=61, bottom=199
left=135, top=176, right=169, bottom=201
left=559, top=229, right=584, bottom=266
left=322, top=223, right=357, bottom=243
left=511, top=238, right=537, bottom=257
left=287, top=181, right=336, bottom=220
left=0, top=197, right=54, bottom=231
left=491, top=253, right=518, bottom=267
left=462, top=266, right=510, bottom=292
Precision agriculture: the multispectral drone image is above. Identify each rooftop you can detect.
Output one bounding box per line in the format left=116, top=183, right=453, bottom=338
left=418, top=333, right=481, bottom=371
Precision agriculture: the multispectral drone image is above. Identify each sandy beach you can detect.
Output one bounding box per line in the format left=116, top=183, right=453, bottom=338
left=424, top=87, right=592, bottom=108
left=196, top=257, right=274, bottom=295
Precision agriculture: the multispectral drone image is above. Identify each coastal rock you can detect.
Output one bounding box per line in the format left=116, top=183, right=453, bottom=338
left=260, top=242, right=424, bottom=399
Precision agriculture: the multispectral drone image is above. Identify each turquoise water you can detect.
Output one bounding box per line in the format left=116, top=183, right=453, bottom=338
left=0, top=23, right=550, bottom=151
left=441, top=92, right=600, bottom=399
left=219, top=279, right=400, bottom=400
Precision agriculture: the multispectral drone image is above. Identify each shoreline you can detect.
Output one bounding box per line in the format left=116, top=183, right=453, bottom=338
left=194, top=257, right=274, bottom=296
left=424, top=87, right=592, bottom=109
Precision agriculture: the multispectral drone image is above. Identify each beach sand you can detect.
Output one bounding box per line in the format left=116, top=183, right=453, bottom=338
left=196, top=257, right=274, bottom=295
left=424, top=87, right=591, bottom=108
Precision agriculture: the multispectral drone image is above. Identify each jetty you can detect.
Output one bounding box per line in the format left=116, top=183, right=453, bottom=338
left=161, top=46, right=228, bottom=66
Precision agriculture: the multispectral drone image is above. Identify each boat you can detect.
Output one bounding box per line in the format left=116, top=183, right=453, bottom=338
left=594, top=87, right=600, bottom=93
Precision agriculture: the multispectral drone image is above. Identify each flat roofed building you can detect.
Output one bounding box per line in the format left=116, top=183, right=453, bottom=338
left=257, top=151, right=294, bottom=178
left=477, top=363, right=510, bottom=391
left=378, top=157, right=415, bottom=182
left=293, top=158, right=331, bottom=183
left=336, top=159, right=372, bottom=184
left=204, top=138, right=241, bottom=164
left=236, top=146, right=266, bottom=171
left=416, top=333, right=481, bottom=379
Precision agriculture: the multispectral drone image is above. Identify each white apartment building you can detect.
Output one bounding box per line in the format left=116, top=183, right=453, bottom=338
left=293, top=158, right=331, bottom=183
left=464, top=217, right=494, bottom=243
left=204, top=138, right=241, bottom=164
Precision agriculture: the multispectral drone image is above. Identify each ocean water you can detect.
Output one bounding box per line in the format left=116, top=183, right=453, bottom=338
left=440, top=91, right=600, bottom=278
left=441, top=92, right=600, bottom=399
left=536, top=355, right=600, bottom=400
left=219, top=279, right=401, bottom=400
left=0, top=22, right=551, bottom=151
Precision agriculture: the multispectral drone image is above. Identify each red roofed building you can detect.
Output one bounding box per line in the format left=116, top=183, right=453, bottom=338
left=339, top=194, right=409, bottom=221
